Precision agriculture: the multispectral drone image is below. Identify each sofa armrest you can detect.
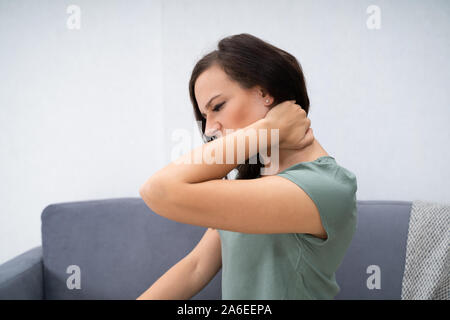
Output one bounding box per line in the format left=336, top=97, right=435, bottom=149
left=0, top=246, right=44, bottom=299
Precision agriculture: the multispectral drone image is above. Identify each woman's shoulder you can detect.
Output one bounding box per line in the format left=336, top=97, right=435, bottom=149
left=277, top=155, right=357, bottom=193
left=329, top=159, right=358, bottom=193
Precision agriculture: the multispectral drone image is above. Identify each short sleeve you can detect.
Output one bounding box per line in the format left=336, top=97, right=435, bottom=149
left=277, top=164, right=357, bottom=247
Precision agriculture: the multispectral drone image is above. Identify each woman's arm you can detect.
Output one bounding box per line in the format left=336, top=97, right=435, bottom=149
left=138, top=102, right=321, bottom=235
left=140, top=101, right=312, bottom=193
left=142, top=118, right=270, bottom=190
left=136, top=228, right=222, bottom=300
left=136, top=255, right=199, bottom=300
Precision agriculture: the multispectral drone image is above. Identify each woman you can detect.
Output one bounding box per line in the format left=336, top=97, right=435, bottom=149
left=138, top=33, right=357, bottom=300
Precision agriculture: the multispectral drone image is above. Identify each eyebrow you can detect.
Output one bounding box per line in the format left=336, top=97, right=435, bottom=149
left=200, top=94, right=221, bottom=117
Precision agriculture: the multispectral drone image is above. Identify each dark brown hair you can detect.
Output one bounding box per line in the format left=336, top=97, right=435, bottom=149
left=189, top=33, right=310, bottom=180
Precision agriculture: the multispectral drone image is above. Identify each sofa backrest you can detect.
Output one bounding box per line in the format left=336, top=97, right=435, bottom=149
left=41, top=198, right=411, bottom=299
left=41, top=198, right=216, bottom=299
left=335, top=200, right=411, bottom=299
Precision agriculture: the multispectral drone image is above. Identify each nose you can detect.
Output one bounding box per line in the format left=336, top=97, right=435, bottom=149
left=205, top=120, right=222, bottom=140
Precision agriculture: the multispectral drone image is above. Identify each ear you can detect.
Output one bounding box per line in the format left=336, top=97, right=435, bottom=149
left=255, top=86, right=274, bottom=105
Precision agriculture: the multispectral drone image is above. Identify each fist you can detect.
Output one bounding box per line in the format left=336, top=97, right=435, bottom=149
left=263, top=100, right=314, bottom=150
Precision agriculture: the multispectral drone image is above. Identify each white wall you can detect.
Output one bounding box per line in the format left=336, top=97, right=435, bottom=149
left=0, top=0, right=165, bottom=264
left=1, top=0, right=449, bottom=264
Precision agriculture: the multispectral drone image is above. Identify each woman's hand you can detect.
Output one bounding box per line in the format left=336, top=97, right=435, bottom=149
left=263, top=100, right=314, bottom=150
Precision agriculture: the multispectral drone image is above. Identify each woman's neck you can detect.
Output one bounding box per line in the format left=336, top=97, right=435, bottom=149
left=262, top=139, right=329, bottom=175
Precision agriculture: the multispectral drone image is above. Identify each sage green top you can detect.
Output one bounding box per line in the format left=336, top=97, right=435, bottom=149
left=217, top=156, right=358, bottom=299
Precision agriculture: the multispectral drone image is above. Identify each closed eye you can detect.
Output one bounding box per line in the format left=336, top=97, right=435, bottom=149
left=201, top=102, right=225, bottom=119
left=213, top=102, right=225, bottom=112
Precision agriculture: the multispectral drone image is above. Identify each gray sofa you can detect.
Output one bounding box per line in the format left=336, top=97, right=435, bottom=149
left=0, top=198, right=412, bottom=300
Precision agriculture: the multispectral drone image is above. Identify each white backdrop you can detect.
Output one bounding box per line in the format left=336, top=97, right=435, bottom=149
left=0, top=0, right=449, bottom=264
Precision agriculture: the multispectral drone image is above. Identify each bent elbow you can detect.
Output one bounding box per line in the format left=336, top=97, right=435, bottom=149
left=139, top=178, right=168, bottom=216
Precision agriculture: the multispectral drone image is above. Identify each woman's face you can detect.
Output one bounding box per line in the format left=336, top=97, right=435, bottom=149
left=194, top=64, right=272, bottom=138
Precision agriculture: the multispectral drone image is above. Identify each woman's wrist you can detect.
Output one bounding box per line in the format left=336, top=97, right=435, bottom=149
left=252, top=118, right=279, bottom=150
